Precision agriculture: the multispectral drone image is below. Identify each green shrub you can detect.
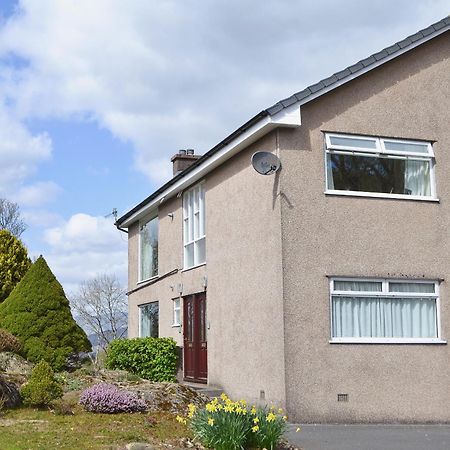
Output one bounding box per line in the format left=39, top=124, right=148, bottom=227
left=0, top=256, right=91, bottom=370
left=105, top=337, right=178, bottom=382
left=20, top=360, right=63, bottom=407
left=179, top=394, right=287, bottom=450
left=0, top=230, right=31, bottom=303
left=0, top=328, right=22, bottom=353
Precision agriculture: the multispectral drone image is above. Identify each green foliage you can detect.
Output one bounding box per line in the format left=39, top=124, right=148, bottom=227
left=0, top=328, right=22, bottom=353
left=183, top=395, right=287, bottom=450
left=0, top=230, right=31, bottom=303
left=0, top=256, right=92, bottom=370
left=105, top=337, right=178, bottom=382
left=20, top=360, right=63, bottom=407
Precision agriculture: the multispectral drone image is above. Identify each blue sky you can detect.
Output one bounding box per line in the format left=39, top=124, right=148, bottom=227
left=0, top=0, right=448, bottom=294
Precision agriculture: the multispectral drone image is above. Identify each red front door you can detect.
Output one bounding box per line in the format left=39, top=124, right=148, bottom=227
left=183, top=292, right=207, bottom=383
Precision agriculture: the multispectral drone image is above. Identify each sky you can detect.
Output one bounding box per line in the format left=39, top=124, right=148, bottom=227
left=0, top=0, right=448, bottom=295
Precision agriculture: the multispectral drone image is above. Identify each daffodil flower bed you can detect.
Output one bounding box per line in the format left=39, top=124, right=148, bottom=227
left=177, top=393, right=288, bottom=450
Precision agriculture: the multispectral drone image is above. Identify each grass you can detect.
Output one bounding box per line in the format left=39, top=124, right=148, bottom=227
left=0, top=405, right=191, bottom=450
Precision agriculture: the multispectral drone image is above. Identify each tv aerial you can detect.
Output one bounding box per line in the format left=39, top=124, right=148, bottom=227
left=251, top=151, right=281, bottom=175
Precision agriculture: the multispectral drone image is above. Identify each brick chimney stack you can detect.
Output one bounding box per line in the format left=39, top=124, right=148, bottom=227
left=171, top=149, right=201, bottom=176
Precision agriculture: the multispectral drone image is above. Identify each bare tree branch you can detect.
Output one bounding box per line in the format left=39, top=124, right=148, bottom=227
left=70, top=274, right=127, bottom=351
left=0, top=199, right=27, bottom=237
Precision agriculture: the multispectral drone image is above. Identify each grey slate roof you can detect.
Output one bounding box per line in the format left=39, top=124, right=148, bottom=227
left=117, top=16, right=450, bottom=227
left=265, top=16, right=450, bottom=116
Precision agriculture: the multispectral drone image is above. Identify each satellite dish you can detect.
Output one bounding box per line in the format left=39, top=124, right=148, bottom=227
left=251, top=151, right=281, bottom=175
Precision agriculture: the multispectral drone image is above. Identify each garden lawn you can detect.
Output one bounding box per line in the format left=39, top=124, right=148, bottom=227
left=0, top=406, right=190, bottom=450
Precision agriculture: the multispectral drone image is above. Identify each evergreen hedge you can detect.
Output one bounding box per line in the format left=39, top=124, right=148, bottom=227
left=105, top=337, right=178, bottom=382
left=0, top=256, right=91, bottom=370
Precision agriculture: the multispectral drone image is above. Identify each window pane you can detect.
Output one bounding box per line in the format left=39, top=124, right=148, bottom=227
left=389, top=282, right=435, bottom=293
left=195, top=237, right=206, bottom=265
left=332, top=296, right=437, bottom=338
left=334, top=280, right=382, bottom=292
left=140, top=216, right=158, bottom=280
left=384, top=140, right=429, bottom=154
left=329, top=135, right=377, bottom=149
left=328, top=154, right=431, bottom=196
left=185, top=243, right=194, bottom=268
left=140, top=302, right=159, bottom=338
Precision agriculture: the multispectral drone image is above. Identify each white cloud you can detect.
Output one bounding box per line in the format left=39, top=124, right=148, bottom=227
left=43, top=213, right=127, bottom=292
left=0, top=105, right=52, bottom=195
left=13, top=180, right=62, bottom=207
left=1, top=0, right=448, bottom=185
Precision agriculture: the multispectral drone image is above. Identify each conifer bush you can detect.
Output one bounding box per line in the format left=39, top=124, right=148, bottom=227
left=0, top=230, right=31, bottom=302
left=20, top=360, right=63, bottom=407
left=0, top=256, right=91, bottom=370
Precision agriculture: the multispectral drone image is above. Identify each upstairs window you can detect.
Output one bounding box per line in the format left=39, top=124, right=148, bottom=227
left=330, top=278, right=442, bottom=343
left=139, top=213, right=158, bottom=281
left=183, top=183, right=205, bottom=269
left=325, top=133, right=436, bottom=200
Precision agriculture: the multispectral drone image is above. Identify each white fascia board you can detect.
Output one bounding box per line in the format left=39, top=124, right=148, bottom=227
left=297, top=25, right=450, bottom=107
left=120, top=105, right=301, bottom=227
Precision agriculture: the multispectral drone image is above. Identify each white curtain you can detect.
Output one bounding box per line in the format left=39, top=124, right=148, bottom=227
left=332, top=296, right=437, bottom=338
left=334, top=280, right=382, bottom=292
left=140, top=303, right=159, bottom=338
left=140, top=225, right=151, bottom=280
left=404, top=160, right=430, bottom=196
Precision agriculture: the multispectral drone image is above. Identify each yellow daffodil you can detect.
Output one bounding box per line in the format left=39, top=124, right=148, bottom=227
left=278, top=408, right=283, bottom=413
left=240, top=399, right=247, bottom=406
left=266, top=412, right=276, bottom=423
left=253, top=417, right=260, bottom=424
left=208, top=417, right=214, bottom=426
left=176, top=415, right=187, bottom=425
left=251, top=407, right=257, bottom=415
left=296, top=427, right=301, bottom=433
left=220, top=393, right=228, bottom=401
left=206, top=403, right=217, bottom=413
left=283, top=415, right=288, bottom=421
left=252, top=425, right=260, bottom=433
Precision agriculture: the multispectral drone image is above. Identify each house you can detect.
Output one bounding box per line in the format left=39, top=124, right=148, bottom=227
left=116, top=17, right=450, bottom=423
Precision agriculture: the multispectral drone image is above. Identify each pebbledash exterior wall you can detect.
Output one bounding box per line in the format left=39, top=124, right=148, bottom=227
left=127, top=31, right=450, bottom=422
left=279, top=32, right=450, bottom=423
left=127, top=132, right=287, bottom=409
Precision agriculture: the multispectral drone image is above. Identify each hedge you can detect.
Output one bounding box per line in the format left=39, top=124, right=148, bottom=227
left=105, top=337, right=178, bottom=382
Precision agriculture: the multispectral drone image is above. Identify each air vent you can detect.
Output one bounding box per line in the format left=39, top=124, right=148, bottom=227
left=337, top=394, right=348, bottom=402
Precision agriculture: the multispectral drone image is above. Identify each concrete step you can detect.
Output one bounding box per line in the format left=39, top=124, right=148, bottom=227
left=183, top=382, right=223, bottom=399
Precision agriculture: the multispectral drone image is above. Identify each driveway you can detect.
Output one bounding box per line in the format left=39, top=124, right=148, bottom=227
left=286, top=424, right=450, bottom=450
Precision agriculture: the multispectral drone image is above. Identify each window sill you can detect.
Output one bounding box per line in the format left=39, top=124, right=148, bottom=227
left=181, top=262, right=206, bottom=273
left=330, top=338, right=447, bottom=344
left=137, top=275, right=158, bottom=285
left=172, top=324, right=181, bottom=328
left=324, top=190, right=439, bottom=202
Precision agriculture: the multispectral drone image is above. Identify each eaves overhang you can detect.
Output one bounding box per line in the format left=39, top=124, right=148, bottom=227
left=116, top=103, right=301, bottom=228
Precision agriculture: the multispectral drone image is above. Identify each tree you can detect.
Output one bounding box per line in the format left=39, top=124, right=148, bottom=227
left=0, top=230, right=31, bottom=302
left=0, top=256, right=91, bottom=370
left=71, top=274, right=127, bottom=351
left=0, top=199, right=27, bottom=237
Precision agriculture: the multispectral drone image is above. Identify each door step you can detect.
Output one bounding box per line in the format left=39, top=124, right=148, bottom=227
left=183, top=382, right=223, bottom=399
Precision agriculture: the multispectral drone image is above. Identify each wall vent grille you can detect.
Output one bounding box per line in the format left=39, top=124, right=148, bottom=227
left=337, top=394, right=348, bottom=402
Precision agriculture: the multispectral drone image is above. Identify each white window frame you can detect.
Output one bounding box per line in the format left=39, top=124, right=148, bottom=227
left=324, top=133, right=438, bottom=201
left=329, top=277, right=446, bottom=344
left=172, top=297, right=181, bottom=327
left=138, top=212, right=159, bottom=283
left=183, top=182, right=206, bottom=270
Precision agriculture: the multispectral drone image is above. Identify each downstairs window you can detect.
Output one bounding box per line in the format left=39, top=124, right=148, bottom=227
left=330, top=278, right=443, bottom=343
